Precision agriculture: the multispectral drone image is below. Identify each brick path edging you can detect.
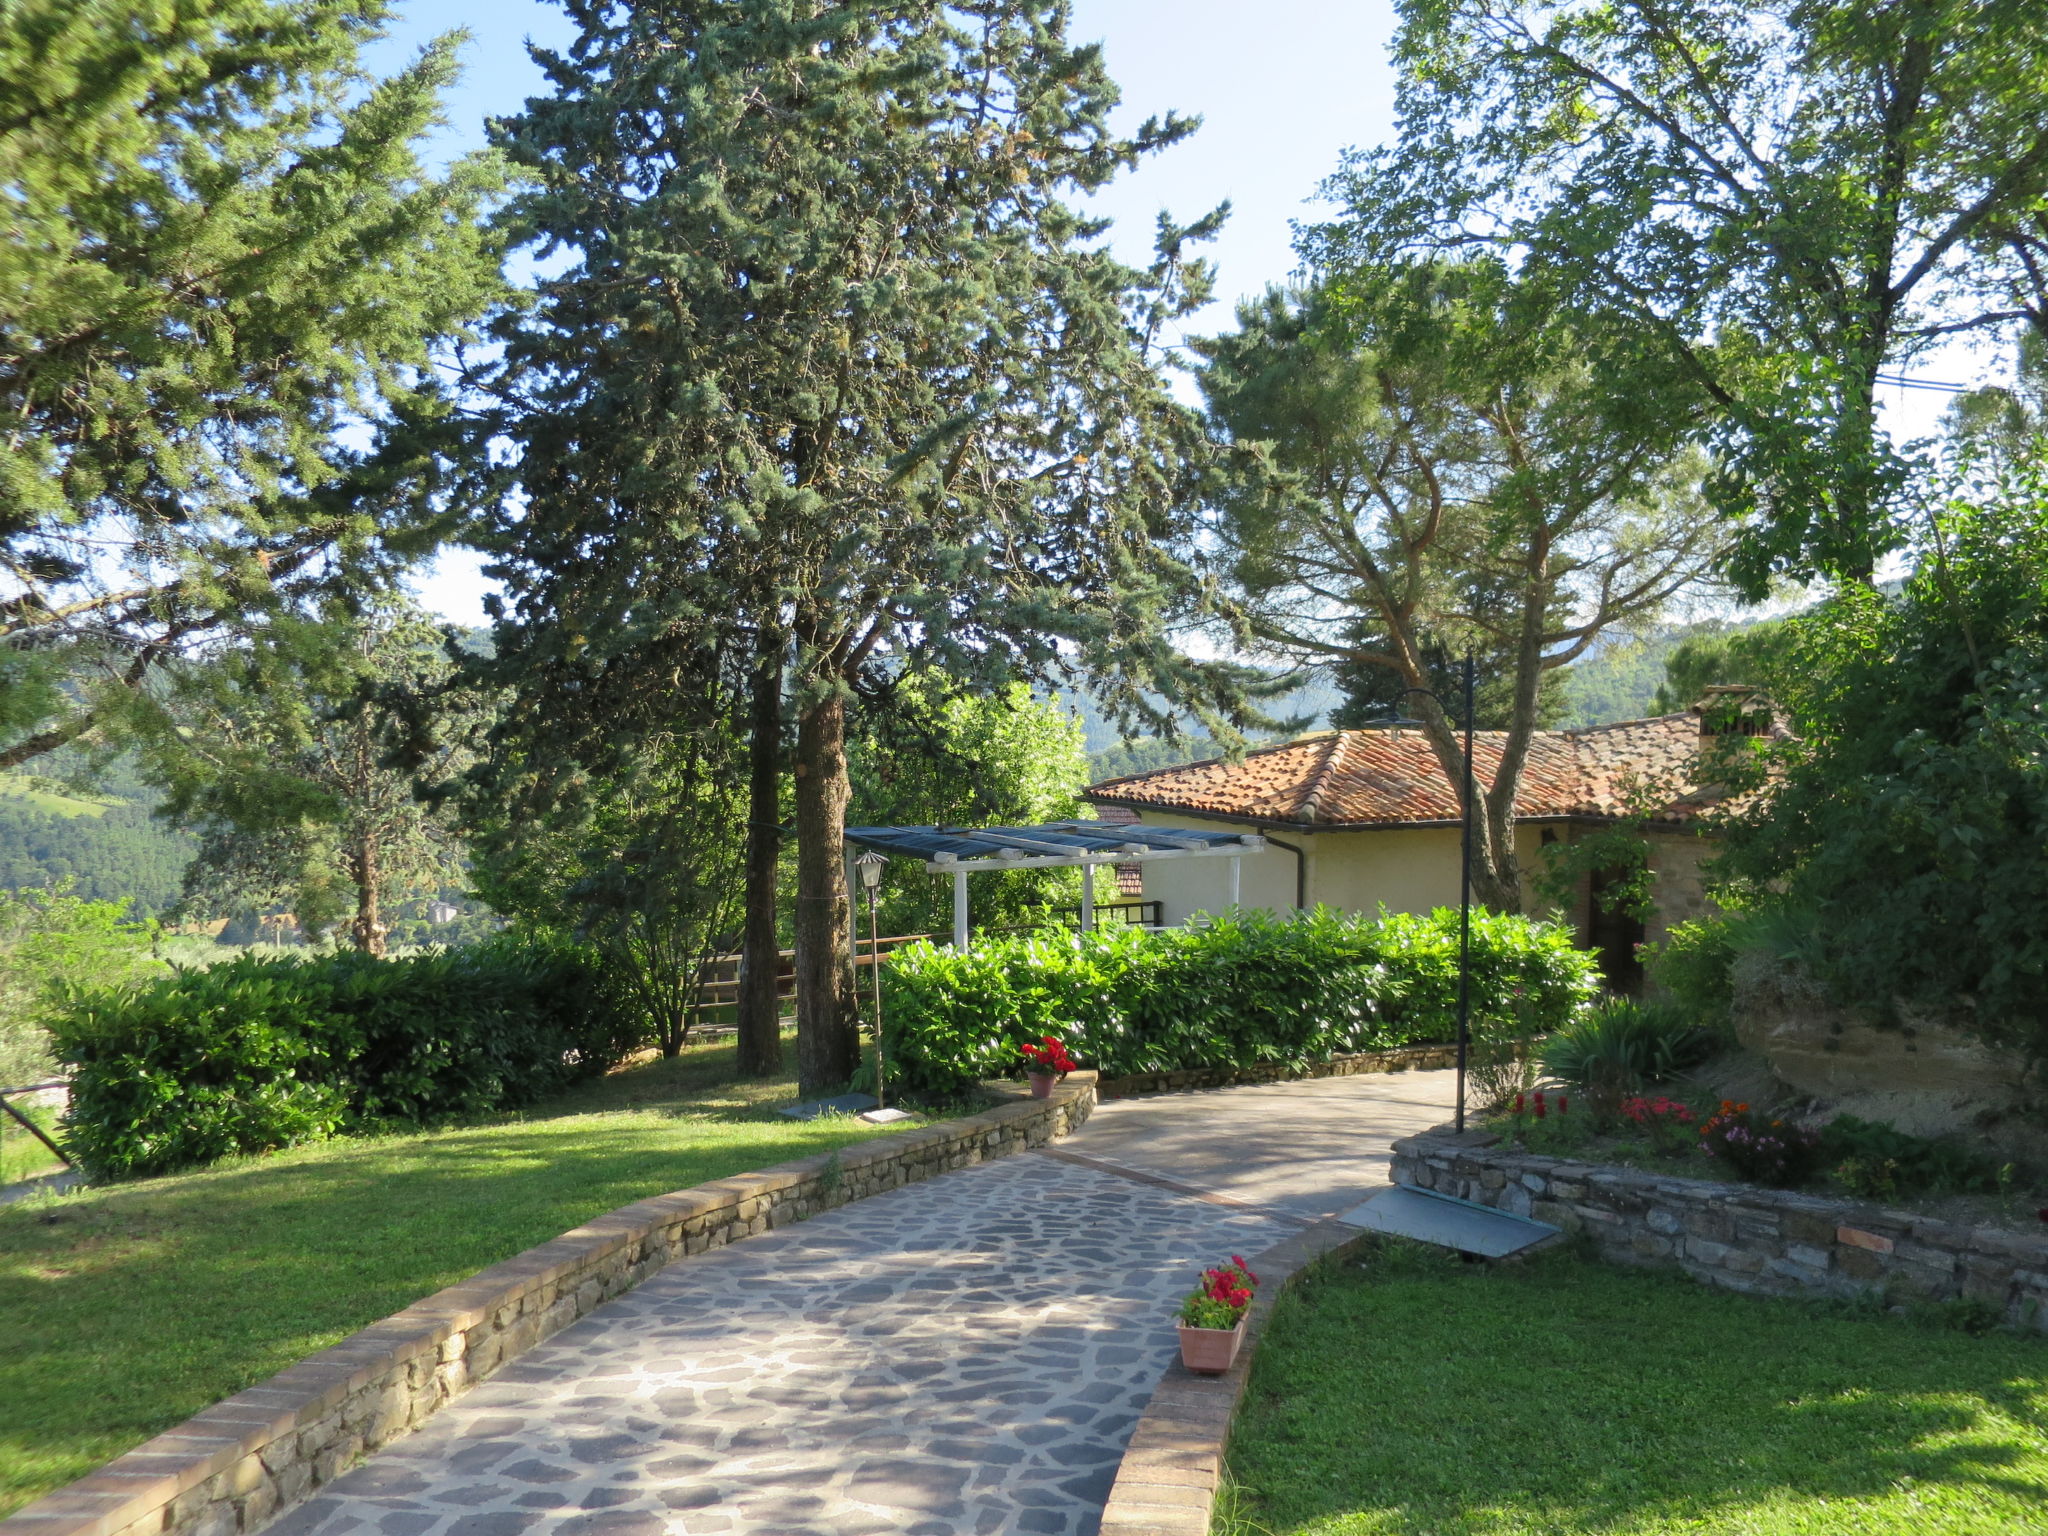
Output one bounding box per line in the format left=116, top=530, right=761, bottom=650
left=1393, top=1124, right=2048, bottom=1329
left=1098, top=1042, right=1458, bottom=1100
left=1096, top=1218, right=1370, bottom=1536
left=0, top=1074, right=1098, bottom=1536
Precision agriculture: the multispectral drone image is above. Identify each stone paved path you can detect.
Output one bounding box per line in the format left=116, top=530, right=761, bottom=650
left=1073, top=1069, right=1457, bottom=1220
left=270, top=1155, right=1283, bottom=1536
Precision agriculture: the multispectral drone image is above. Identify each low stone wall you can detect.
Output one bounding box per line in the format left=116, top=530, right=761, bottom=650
left=0, top=1075, right=1097, bottom=1536
left=1099, top=1042, right=1457, bottom=1100
left=1393, top=1126, right=2048, bottom=1331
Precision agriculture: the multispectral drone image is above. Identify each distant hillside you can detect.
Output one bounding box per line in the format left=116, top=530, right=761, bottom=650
left=0, top=771, right=195, bottom=918
left=1558, top=631, right=1688, bottom=727
left=1056, top=672, right=1342, bottom=755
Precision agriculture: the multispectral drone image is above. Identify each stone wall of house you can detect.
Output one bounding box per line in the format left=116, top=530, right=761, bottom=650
left=0, top=1078, right=1097, bottom=1536
left=1392, top=1127, right=2048, bottom=1331
left=1643, top=828, right=1716, bottom=950
left=1098, top=1042, right=1458, bottom=1099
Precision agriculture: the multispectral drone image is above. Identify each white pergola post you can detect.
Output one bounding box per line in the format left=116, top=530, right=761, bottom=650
left=952, top=869, right=969, bottom=950
left=1228, top=855, right=1241, bottom=909
left=1080, top=862, right=1095, bottom=934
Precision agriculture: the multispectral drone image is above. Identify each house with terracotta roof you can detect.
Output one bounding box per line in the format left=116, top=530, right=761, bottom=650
left=1083, top=700, right=1768, bottom=988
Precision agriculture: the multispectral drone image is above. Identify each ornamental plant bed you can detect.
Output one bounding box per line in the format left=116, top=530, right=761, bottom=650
left=1487, top=1090, right=2045, bottom=1233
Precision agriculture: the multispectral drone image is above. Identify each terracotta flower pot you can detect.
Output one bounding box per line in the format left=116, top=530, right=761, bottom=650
left=1177, top=1319, right=1246, bottom=1376
left=1028, top=1072, right=1056, bottom=1099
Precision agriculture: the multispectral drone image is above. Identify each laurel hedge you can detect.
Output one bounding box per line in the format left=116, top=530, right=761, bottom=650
left=882, top=905, right=1599, bottom=1097
left=53, top=932, right=639, bottom=1179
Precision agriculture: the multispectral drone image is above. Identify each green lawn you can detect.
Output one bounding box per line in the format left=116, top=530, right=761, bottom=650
left=1223, top=1241, right=2048, bottom=1536
left=0, top=1038, right=929, bottom=1517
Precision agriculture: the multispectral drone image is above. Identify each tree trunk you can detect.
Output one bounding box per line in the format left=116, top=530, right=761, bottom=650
left=736, top=635, right=785, bottom=1076
left=792, top=686, right=857, bottom=1094
left=348, top=832, right=386, bottom=957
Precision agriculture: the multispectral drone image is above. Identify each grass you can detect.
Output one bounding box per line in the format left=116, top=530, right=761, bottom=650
left=0, top=1035, right=935, bottom=1517
left=0, top=773, right=113, bottom=819
left=1221, top=1240, right=2048, bottom=1536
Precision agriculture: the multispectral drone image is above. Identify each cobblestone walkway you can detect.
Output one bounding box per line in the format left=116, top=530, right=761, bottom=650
left=269, top=1154, right=1284, bottom=1536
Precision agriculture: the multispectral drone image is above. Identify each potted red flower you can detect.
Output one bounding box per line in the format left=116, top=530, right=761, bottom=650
left=1176, top=1255, right=1258, bottom=1375
left=1020, top=1035, right=1076, bottom=1098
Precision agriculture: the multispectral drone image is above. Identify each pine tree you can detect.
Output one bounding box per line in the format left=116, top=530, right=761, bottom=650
left=0, top=1, right=505, bottom=768
left=484, top=1, right=1233, bottom=1092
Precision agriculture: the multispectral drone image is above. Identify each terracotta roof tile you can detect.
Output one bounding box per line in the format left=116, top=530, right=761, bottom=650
left=1084, top=714, right=1742, bottom=828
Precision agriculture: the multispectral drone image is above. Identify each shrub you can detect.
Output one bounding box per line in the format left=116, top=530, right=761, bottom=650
left=1539, top=997, right=1718, bottom=1118
left=1641, top=916, right=1742, bottom=1029
left=1820, top=1114, right=2000, bottom=1199
left=882, top=905, right=1598, bottom=1097
left=1697, top=1101, right=1825, bottom=1187
left=54, top=930, right=637, bottom=1179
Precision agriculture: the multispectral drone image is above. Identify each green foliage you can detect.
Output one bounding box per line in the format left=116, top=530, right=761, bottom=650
left=1539, top=998, right=1719, bottom=1116
left=1650, top=619, right=1798, bottom=717
left=883, top=906, right=1598, bottom=1097
left=139, top=605, right=484, bottom=953
left=1641, top=916, right=1744, bottom=1028
left=1086, top=734, right=1231, bottom=783
left=0, top=787, right=193, bottom=918
left=0, top=884, right=161, bottom=1088
left=850, top=680, right=1088, bottom=937
left=473, top=717, right=748, bottom=1061
left=1717, top=470, right=2048, bottom=1062
left=1337, top=0, right=2048, bottom=593
left=1, top=0, right=506, bottom=767
left=53, top=931, right=636, bottom=1179
left=1821, top=1116, right=2001, bottom=1201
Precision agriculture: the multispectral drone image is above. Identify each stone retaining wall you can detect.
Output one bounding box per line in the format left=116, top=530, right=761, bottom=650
left=1394, top=1126, right=2048, bottom=1330
left=0, top=1075, right=1097, bottom=1536
left=1099, top=1042, right=1457, bottom=1100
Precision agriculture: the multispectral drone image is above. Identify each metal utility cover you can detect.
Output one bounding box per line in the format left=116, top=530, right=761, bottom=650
left=777, top=1093, right=880, bottom=1121
left=1339, top=1184, right=1560, bottom=1258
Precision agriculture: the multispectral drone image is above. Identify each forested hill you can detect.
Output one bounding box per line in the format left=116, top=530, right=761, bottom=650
left=0, top=774, right=194, bottom=918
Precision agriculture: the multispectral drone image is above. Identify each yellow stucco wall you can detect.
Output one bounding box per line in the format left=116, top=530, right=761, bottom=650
left=1127, top=812, right=1563, bottom=924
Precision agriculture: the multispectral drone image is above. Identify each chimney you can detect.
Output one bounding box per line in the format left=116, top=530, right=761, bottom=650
left=1691, top=684, right=1773, bottom=748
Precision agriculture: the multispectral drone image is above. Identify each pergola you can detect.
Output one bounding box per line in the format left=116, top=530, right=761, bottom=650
left=844, top=820, right=1265, bottom=948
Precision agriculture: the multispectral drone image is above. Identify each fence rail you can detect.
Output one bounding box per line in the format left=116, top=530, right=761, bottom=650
left=0, top=1079, right=72, bottom=1171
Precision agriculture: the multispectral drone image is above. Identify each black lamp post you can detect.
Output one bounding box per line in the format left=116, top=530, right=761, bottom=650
left=855, top=848, right=889, bottom=1111
left=1390, top=654, right=1478, bottom=1134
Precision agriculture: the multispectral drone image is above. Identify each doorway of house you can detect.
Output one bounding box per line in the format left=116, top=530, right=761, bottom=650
left=1586, top=867, right=1646, bottom=994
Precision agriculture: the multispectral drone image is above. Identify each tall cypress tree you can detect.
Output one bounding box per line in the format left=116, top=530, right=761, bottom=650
left=486, top=0, right=1231, bottom=1093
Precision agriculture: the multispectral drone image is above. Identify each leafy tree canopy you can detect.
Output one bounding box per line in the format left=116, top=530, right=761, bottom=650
left=1197, top=260, right=1724, bottom=909
left=1715, top=464, right=2048, bottom=1062
left=1322, top=0, right=2048, bottom=594
left=0, top=0, right=505, bottom=769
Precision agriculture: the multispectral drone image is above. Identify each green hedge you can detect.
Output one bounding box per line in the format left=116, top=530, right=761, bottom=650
left=882, top=905, right=1599, bottom=1097
left=54, top=932, right=640, bottom=1179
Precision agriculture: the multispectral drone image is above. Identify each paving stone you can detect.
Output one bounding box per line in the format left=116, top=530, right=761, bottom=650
left=283, top=1154, right=1280, bottom=1536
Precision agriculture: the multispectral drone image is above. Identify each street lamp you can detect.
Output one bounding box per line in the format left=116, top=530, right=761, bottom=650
left=854, top=848, right=889, bottom=1111
left=1386, top=655, right=1478, bottom=1135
